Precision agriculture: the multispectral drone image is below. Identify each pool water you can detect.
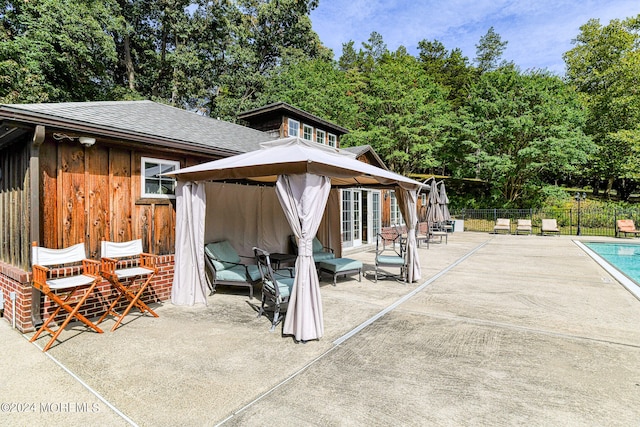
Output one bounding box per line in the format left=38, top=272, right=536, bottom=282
left=584, top=242, right=640, bottom=284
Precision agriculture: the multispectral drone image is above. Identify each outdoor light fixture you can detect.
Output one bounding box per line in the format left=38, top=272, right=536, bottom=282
left=575, top=192, right=586, bottom=236
left=78, top=136, right=96, bottom=146
left=53, top=133, right=96, bottom=147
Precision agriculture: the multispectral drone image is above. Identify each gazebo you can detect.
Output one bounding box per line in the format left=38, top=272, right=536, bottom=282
left=167, top=137, right=423, bottom=342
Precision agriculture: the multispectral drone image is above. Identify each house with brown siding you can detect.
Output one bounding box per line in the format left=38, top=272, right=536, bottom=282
left=0, top=100, right=274, bottom=331
left=0, top=99, right=402, bottom=333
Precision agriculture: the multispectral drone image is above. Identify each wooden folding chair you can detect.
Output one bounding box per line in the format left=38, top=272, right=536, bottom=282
left=98, top=239, right=158, bottom=331
left=30, top=242, right=103, bottom=352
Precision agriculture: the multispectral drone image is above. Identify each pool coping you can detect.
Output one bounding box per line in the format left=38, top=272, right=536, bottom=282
left=574, top=240, right=640, bottom=301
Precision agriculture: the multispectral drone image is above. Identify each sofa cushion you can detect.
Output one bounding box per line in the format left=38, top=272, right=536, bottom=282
left=313, top=252, right=335, bottom=263
left=318, top=258, right=362, bottom=274
left=312, top=237, right=324, bottom=253
left=206, top=241, right=241, bottom=270
left=263, top=277, right=295, bottom=298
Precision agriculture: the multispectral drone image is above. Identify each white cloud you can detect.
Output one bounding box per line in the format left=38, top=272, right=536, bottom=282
left=310, top=0, right=640, bottom=74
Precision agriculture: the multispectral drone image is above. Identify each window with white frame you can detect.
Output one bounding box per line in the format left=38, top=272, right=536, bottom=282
left=288, top=118, right=300, bottom=137
left=316, top=129, right=326, bottom=145
left=141, top=157, right=179, bottom=198
left=390, top=191, right=405, bottom=226
left=327, top=133, right=337, bottom=147
left=303, top=124, right=313, bottom=140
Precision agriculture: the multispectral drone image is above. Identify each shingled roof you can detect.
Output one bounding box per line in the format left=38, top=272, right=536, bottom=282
left=0, top=100, right=275, bottom=156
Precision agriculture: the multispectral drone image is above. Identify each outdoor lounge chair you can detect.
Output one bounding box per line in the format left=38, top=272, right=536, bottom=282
left=253, top=247, right=295, bottom=332
left=493, top=218, right=511, bottom=234
left=541, top=219, right=560, bottom=236
left=429, top=221, right=448, bottom=244
left=204, top=240, right=261, bottom=299
left=616, top=219, right=640, bottom=238
left=374, top=233, right=406, bottom=283
left=98, top=239, right=159, bottom=331
left=30, top=242, right=103, bottom=352
left=289, top=235, right=335, bottom=263
left=515, top=219, right=533, bottom=235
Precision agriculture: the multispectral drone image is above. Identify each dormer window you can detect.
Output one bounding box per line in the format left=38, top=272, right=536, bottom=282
left=316, top=129, right=326, bottom=145
left=288, top=118, right=300, bottom=137
left=328, top=133, right=337, bottom=148
left=303, top=124, right=313, bottom=141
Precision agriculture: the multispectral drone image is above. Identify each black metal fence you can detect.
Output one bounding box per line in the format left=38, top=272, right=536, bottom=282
left=450, top=208, right=640, bottom=237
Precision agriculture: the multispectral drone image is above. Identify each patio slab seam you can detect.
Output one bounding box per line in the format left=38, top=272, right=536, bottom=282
left=216, top=238, right=492, bottom=425
left=21, top=333, right=138, bottom=426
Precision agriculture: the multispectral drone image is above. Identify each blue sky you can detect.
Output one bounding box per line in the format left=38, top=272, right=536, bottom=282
left=310, top=0, right=639, bottom=75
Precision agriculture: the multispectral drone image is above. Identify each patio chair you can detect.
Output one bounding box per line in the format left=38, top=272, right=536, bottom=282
left=204, top=240, right=261, bottom=299
left=616, top=219, right=640, bottom=238
left=253, top=247, right=295, bottom=332
left=98, top=239, right=159, bottom=331
left=429, top=221, right=448, bottom=244
left=374, top=232, right=406, bottom=283
left=493, top=218, right=511, bottom=234
left=541, top=219, right=560, bottom=236
left=289, top=235, right=335, bottom=263
left=30, top=242, right=103, bottom=352
left=515, top=219, right=533, bottom=235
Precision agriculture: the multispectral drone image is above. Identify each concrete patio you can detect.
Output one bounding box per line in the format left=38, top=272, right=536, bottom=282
left=2, top=232, right=640, bottom=426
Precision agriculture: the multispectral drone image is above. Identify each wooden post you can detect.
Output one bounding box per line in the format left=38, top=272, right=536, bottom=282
left=30, top=125, right=45, bottom=328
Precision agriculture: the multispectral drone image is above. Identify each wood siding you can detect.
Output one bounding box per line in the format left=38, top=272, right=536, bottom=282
left=0, top=136, right=31, bottom=269
left=39, top=138, right=196, bottom=258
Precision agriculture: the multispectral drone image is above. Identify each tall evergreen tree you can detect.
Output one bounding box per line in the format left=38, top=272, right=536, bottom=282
left=474, top=26, right=508, bottom=74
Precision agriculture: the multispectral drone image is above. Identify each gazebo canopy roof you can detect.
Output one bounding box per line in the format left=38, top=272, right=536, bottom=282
left=168, top=137, right=423, bottom=190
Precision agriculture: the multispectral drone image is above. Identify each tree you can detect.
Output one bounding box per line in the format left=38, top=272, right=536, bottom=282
left=0, top=0, right=120, bottom=103
left=458, top=68, right=594, bottom=207
left=418, top=39, right=473, bottom=107
left=258, top=58, right=359, bottom=130
left=474, top=26, right=508, bottom=74
left=564, top=15, right=640, bottom=199
left=212, top=0, right=327, bottom=119
left=342, top=49, right=452, bottom=175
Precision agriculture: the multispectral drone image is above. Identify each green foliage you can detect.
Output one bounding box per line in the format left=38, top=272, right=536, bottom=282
left=474, top=26, right=509, bottom=73
left=1, top=0, right=120, bottom=102
left=340, top=47, right=453, bottom=175
left=564, top=15, right=640, bottom=199
left=258, top=58, right=359, bottom=129
left=3, top=3, right=639, bottom=210
left=458, top=68, right=595, bottom=207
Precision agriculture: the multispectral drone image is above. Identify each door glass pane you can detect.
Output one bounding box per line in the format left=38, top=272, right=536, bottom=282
left=372, top=192, right=381, bottom=236
left=342, top=191, right=352, bottom=242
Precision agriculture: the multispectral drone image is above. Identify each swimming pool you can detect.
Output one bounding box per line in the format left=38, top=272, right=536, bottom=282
left=577, top=241, right=640, bottom=300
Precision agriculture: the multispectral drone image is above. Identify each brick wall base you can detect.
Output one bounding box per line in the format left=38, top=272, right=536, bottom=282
left=0, top=255, right=174, bottom=333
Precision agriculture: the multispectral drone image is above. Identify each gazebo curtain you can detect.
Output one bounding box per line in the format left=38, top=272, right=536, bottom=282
left=171, top=181, right=208, bottom=306
left=276, top=174, right=331, bottom=342
left=396, top=187, right=421, bottom=283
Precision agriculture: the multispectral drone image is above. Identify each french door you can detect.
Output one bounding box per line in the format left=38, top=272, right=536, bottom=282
left=341, top=189, right=362, bottom=248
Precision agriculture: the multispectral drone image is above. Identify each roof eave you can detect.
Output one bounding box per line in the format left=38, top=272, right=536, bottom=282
left=0, top=107, right=243, bottom=157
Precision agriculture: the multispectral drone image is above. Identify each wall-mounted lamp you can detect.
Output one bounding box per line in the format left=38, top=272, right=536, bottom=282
left=78, top=136, right=96, bottom=146
left=53, top=133, right=96, bottom=147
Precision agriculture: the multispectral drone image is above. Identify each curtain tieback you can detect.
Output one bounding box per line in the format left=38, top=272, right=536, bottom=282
left=298, top=239, right=313, bottom=257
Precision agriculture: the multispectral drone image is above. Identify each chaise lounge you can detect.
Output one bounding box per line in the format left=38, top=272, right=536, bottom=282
left=204, top=240, right=261, bottom=299
left=493, top=218, right=511, bottom=234
left=616, top=219, right=640, bottom=238
left=515, top=219, right=532, bottom=235
left=541, top=219, right=560, bottom=236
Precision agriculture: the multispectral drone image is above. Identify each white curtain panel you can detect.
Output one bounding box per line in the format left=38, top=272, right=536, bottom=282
left=396, top=187, right=421, bottom=283
left=276, top=174, right=331, bottom=342
left=171, top=181, right=208, bottom=306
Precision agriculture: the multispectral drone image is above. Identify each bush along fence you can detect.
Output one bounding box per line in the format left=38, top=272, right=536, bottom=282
left=450, top=208, right=640, bottom=237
